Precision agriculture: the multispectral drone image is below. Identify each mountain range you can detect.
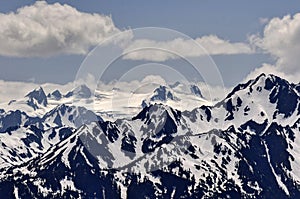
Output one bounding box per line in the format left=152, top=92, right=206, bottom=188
left=0, top=73, right=299, bottom=198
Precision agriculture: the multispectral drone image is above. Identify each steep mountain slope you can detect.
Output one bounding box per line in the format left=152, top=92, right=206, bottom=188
left=0, top=104, right=102, bottom=169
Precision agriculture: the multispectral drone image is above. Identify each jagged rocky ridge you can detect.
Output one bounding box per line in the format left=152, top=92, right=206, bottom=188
left=0, top=74, right=299, bottom=198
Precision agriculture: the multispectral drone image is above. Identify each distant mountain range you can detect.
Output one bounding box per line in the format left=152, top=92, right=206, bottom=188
left=3, top=81, right=210, bottom=120
left=0, top=73, right=299, bottom=198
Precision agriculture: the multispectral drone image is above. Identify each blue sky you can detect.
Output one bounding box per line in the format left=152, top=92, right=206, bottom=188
left=0, top=0, right=300, bottom=87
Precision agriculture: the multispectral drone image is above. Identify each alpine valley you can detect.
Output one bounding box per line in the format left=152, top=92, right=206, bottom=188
left=0, top=73, right=300, bottom=199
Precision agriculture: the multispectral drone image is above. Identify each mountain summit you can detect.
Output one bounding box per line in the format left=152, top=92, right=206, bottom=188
left=65, top=84, right=92, bottom=98
left=150, top=85, right=177, bottom=101
left=25, top=87, right=48, bottom=110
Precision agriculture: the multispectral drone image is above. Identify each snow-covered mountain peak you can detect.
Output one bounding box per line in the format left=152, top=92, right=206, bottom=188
left=226, top=73, right=295, bottom=99
left=42, top=104, right=103, bottom=129
left=47, top=89, right=62, bottom=100
left=211, top=73, right=300, bottom=131
left=25, top=87, right=48, bottom=110
left=190, top=84, right=203, bottom=98
left=65, top=84, right=92, bottom=98
left=133, top=103, right=181, bottom=124
left=150, top=85, right=177, bottom=102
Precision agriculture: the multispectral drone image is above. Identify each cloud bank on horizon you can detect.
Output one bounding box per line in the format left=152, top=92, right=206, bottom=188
left=123, top=35, right=255, bottom=62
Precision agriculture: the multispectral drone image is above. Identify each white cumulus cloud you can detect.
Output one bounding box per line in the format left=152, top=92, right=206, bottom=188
left=247, top=13, right=300, bottom=83
left=0, top=1, right=120, bottom=57
left=123, top=35, right=254, bottom=61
